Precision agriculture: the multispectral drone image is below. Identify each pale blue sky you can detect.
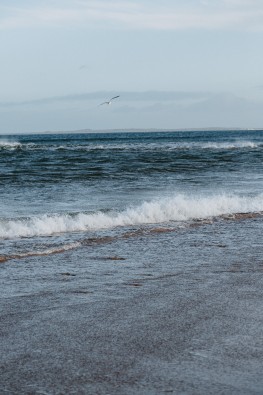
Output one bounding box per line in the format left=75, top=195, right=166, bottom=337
left=0, top=0, right=263, bottom=133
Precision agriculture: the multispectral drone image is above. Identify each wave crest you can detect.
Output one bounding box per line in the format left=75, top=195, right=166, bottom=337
left=0, top=139, right=260, bottom=152
left=0, top=140, right=22, bottom=149
left=1, top=193, right=263, bottom=239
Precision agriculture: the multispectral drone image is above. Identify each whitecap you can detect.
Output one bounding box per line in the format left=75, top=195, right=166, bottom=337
left=0, top=140, right=22, bottom=149
left=1, top=193, right=263, bottom=239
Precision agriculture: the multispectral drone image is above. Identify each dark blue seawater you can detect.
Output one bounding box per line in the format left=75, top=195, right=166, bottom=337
left=0, top=129, right=263, bottom=274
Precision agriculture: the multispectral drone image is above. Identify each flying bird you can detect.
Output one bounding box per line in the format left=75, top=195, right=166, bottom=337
left=99, top=95, right=120, bottom=106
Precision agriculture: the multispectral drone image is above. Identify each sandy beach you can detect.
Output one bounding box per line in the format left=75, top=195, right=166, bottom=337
left=1, top=219, right=263, bottom=395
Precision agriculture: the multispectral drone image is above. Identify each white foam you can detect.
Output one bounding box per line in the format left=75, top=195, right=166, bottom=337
left=165, top=141, right=259, bottom=150
left=54, top=141, right=260, bottom=151
left=0, top=140, right=22, bottom=149
left=1, top=193, right=263, bottom=239
left=15, top=242, right=81, bottom=258
left=199, top=141, right=259, bottom=150
left=1, top=140, right=259, bottom=152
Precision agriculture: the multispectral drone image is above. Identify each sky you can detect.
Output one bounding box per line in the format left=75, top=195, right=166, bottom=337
left=0, top=0, right=263, bottom=134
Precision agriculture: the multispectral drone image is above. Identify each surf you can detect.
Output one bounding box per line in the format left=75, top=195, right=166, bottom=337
left=1, top=193, right=263, bottom=239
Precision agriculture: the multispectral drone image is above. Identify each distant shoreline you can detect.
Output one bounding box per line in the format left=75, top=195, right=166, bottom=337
left=1, top=127, right=262, bottom=136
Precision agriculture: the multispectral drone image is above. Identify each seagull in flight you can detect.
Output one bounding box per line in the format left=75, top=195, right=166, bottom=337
left=99, top=95, right=120, bottom=106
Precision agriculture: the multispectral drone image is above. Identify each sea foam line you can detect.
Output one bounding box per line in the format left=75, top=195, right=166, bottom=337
left=0, top=140, right=260, bottom=152
left=0, top=242, right=81, bottom=263
left=1, top=193, right=263, bottom=239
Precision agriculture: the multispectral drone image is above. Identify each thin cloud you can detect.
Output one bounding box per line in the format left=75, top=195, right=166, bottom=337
left=0, top=91, right=212, bottom=107
left=1, top=0, right=263, bottom=31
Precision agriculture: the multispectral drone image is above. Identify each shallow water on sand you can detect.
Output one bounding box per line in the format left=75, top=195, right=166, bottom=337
left=1, top=214, right=263, bottom=304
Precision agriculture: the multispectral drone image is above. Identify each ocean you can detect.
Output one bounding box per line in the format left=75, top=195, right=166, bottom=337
left=1, top=129, right=263, bottom=294
left=1, top=129, right=263, bottom=394
left=1, top=130, right=263, bottom=274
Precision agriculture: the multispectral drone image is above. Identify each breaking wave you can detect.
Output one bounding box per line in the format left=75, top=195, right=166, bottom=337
left=197, top=141, right=259, bottom=150
left=1, top=193, right=263, bottom=239
left=0, top=140, right=22, bottom=149
left=0, top=140, right=260, bottom=152
left=54, top=141, right=260, bottom=151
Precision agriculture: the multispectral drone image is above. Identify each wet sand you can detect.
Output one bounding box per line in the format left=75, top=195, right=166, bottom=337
left=1, top=254, right=263, bottom=395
